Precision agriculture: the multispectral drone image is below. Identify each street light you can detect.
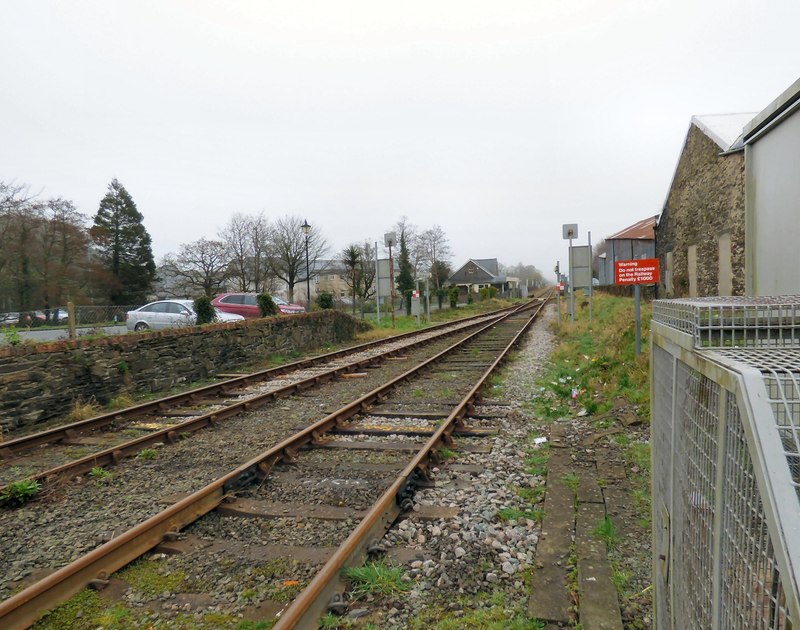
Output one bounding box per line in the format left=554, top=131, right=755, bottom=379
left=301, top=219, right=311, bottom=307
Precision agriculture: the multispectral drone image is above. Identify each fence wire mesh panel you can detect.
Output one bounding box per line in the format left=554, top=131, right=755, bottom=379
left=720, top=392, right=792, bottom=629
left=652, top=344, right=674, bottom=627
left=672, top=363, right=719, bottom=628
left=653, top=295, right=800, bottom=629
left=653, top=296, right=800, bottom=348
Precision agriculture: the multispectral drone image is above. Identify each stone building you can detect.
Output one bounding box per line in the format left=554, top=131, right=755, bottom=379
left=655, top=113, right=755, bottom=297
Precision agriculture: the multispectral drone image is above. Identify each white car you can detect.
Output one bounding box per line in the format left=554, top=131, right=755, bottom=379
left=126, top=299, right=244, bottom=332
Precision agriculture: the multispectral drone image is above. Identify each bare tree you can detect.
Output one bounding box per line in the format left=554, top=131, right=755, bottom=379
left=418, top=224, right=452, bottom=289
left=267, top=215, right=328, bottom=303
left=218, top=212, right=274, bottom=292
left=163, top=238, right=229, bottom=297
left=219, top=213, right=253, bottom=291
left=34, top=198, right=89, bottom=318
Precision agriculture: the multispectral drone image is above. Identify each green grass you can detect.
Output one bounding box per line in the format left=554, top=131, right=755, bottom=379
left=33, top=589, right=137, bottom=629
left=530, top=294, right=651, bottom=420
left=117, top=558, right=186, bottom=597
left=88, top=467, right=112, bottom=483
left=525, top=445, right=549, bottom=477
left=407, top=590, right=545, bottom=629
left=437, top=446, right=457, bottom=460
left=136, top=447, right=157, bottom=460
left=342, top=561, right=410, bottom=599
left=498, top=506, right=545, bottom=523
left=593, top=515, right=620, bottom=550
left=562, top=472, right=580, bottom=494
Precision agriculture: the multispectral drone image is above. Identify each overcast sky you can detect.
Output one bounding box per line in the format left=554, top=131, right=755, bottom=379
left=2, top=1, right=799, bottom=278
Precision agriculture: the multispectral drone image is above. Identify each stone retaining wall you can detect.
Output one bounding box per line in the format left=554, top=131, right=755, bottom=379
left=0, top=310, right=369, bottom=434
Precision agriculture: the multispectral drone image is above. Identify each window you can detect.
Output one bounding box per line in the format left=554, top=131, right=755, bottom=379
left=244, top=294, right=257, bottom=306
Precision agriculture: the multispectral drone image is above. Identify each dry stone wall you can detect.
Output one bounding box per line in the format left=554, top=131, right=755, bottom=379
left=655, top=124, right=746, bottom=297
left=0, top=310, right=369, bottom=434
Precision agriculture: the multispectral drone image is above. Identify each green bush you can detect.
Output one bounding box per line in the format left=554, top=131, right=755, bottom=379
left=193, top=296, right=215, bottom=325
left=479, top=286, right=498, bottom=300
left=257, top=293, right=278, bottom=316
left=317, top=292, right=334, bottom=309
left=448, top=287, right=459, bottom=308
left=437, top=288, right=447, bottom=309
left=1, top=479, right=42, bottom=506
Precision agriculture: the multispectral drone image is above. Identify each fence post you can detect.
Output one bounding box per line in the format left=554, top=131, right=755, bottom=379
left=67, top=302, right=76, bottom=340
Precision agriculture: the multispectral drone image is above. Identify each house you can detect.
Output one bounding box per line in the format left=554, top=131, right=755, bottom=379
left=741, top=77, right=800, bottom=295
left=654, top=113, right=755, bottom=297
left=596, top=216, right=658, bottom=286
left=446, top=259, right=518, bottom=296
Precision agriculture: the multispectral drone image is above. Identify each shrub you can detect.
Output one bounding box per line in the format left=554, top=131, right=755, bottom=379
left=317, top=292, right=334, bottom=309
left=257, top=293, right=278, bottom=317
left=448, top=287, right=459, bottom=308
left=194, top=296, right=215, bottom=325
left=437, top=288, right=447, bottom=309
left=479, top=286, right=498, bottom=300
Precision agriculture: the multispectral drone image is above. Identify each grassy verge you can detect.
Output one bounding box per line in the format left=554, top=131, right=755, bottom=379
left=529, top=293, right=651, bottom=420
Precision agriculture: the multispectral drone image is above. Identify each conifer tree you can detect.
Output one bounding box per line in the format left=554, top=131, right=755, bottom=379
left=90, top=179, right=156, bottom=304
left=397, top=229, right=415, bottom=315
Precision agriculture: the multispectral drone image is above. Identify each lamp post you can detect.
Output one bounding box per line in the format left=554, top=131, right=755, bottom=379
left=302, top=219, right=311, bottom=307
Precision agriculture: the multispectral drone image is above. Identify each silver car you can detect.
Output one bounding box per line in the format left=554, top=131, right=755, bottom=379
left=126, top=299, right=244, bottom=332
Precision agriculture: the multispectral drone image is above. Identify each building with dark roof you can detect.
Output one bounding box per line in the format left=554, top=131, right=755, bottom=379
left=446, top=258, right=518, bottom=297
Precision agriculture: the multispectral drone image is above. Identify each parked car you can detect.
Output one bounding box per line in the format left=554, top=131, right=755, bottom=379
left=0, top=312, right=19, bottom=326
left=212, top=293, right=305, bottom=317
left=126, top=300, right=244, bottom=332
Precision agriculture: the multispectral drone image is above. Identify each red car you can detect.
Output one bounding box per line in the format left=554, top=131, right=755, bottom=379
left=211, top=293, right=305, bottom=317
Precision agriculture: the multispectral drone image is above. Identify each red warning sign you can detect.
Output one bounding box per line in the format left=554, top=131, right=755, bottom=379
left=615, top=258, right=660, bottom=285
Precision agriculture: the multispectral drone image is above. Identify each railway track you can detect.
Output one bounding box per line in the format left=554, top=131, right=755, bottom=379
left=0, top=307, right=514, bottom=492
left=0, top=298, right=547, bottom=629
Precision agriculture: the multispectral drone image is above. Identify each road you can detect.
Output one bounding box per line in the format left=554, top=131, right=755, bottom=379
left=1, top=326, right=128, bottom=345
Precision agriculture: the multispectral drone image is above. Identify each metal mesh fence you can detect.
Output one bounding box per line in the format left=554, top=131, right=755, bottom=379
left=653, top=295, right=800, bottom=348
left=652, top=296, right=800, bottom=628
left=672, top=363, right=719, bottom=628
left=720, top=392, right=791, bottom=629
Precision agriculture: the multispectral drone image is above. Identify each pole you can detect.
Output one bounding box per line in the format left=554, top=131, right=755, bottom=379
left=425, top=276, right=430, bottom=324
left=555, top=264, right=561, bottom=328
left=569, top=236, right=575, bottom=322
left=588, top=230, right=593, bottom=325
left=635, top=283, right=642, bottom=356
left=415, top=278, right=420, bottom=327
left=375, top=241, right=380, bottom=326
left=304, top=234, right=310, bottom=307
left=388, top=241, right=396, bottom=328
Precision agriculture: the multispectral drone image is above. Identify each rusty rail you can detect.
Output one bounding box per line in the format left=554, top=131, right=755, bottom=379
left=0, top=305, right=519, bottom=460
left=0, top=302, right=537, bottom=629
left=273, top=299, right=547, bottom=627
left=0, top=309, right=523, bottom=498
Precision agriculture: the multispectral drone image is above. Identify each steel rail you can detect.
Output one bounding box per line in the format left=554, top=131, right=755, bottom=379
left=0, top=305, right=521, bottom=459
left=0, top=309, right=524, bottom=498
left=273, top=298, right=548, bottom=628
left=0, top=303, right=534, bottom=629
